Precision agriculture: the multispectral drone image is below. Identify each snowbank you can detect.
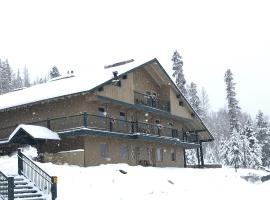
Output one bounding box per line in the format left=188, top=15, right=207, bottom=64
left=1, top=149, right=269, bottom=200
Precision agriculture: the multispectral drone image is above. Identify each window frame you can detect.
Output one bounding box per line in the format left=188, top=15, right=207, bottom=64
left=120, top=144, right=129, bottom=160
left=100, top=143, right=108, bottom=158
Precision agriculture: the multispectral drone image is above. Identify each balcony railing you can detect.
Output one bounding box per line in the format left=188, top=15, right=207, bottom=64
left=0, top=170, right=14, bottom=200
left=134, top=91, right=170, bottom=112
left=18, top=149, right=57, bottom=200
left=0, top=113, right=198, bottom=144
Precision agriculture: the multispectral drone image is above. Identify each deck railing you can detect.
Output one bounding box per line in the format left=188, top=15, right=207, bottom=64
left=134, top=91, right=170, bottom=112
left=18, top=149, right=57, bottom=200
left=0, top=113, right=199, bottom=144
left=0, top=171, right=14, bottom=200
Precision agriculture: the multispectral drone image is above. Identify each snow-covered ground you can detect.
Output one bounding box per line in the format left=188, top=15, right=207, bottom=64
left=1, top=147, right=269, bottom=200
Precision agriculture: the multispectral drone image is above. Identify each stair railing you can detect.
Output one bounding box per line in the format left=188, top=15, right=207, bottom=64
left=17, top=149, right=57, bottom=200
left=0, top=171, right=14, bottom=200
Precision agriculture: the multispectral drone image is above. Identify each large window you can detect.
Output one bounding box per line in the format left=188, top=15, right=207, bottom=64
left=100, top=143, right=108, bottom=158
left=156, top=148, right=163, bottom=162
left=120, top=144, right=129, bottom=160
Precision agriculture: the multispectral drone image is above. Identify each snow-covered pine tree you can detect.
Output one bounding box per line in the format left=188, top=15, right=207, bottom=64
left=185, top=149, right=198, bottom=165
left=13, top=69, right=23, bottom=89
left=0, top=60, right=13, bottom=94
left=0, top=59, right=3, bottom=94
left=23, top=66, right=30, bottom=87
left=224, top=69, right=241, bottom=132
left=50, top=66, right=61, bottom=79
left=221, top=69, right=242, bottom=168
left=187, top=82, right=202, bottom=115
left=172, top=50, right=187, bottom=96
left=226, top=128, right=242, bottom=169
left=200, top=87, right=210, bottom=123
left=207, top=108, right=230, bottom=163
left=255, top=111, right=270, bottom=167
left=241, top=120, right=262, bottom=169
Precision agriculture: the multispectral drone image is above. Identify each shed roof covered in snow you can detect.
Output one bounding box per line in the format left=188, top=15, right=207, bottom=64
left=9, top=124, right=60, bottom=144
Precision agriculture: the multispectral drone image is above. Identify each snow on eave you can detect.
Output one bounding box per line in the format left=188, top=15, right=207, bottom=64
left=8, top=124, right=60, bottom=141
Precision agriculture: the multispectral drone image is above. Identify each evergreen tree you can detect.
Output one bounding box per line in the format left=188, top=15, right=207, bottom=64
left=172, top=50, right=187, bottom=96
left=221, top=70, right=242, bottom=167
left=33, top=76, right=48, bottom=85
left=0, top=60, right=13, bottom=94
left=13, top=69, right=23, bottom=89
left=255, top=111, right=270, bottom=167
left=220, top=128, right=242, bottom=169
left=0, top=59, right=3, bottom=94
left=200, top=87, right=210, bottom=122
left=224, top=69, right=241, bottom=132
left=185, top=149, right=197, bottom=165
left=187, top=82, right=202, bottom=115
left=241, top=120, right=262, bottom=168
left=207, top=108, right=230, bottom=163
left=23, top=66, right=30, bottom=87
left=49, top=66, right=61, bottom=79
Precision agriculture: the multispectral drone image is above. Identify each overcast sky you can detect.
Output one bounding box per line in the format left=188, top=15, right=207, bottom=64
left=0, top=0, right=270, bottom=118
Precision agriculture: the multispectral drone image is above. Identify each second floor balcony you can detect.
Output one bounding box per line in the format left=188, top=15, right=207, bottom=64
left=134, top=91, right=170, bottom=112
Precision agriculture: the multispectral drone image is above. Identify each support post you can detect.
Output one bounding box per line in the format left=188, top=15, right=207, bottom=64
left=183, top=132, right=187, bottom=142
left=51, top=176, right=58, bottom=200
left=47, top=118, right=51, bottom=129
left=196, top=148, right=201, bottom=167
left=109, top=118, right=113, bottom=132
left=199, top=141, right=204, bottom=167
left=83, top=112, right=88, bottom=127
left=183, top=149, right=187, bottom=168
left=135, top=120, right=139, bottom=132
left=7, top=177, right=14, bottom=200
left=17, top=148, right=23, bottom=175
left=131, top=121, right=135, bottom=133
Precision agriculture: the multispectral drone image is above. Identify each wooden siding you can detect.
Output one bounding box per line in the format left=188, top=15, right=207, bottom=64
left=83, top=136, right=184, bottom=167
left=169, top=87, right=192, bottom=119
left=98, top=73, right=134, bottom=104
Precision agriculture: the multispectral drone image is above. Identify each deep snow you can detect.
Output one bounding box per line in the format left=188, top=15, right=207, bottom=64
left=0, top=147, right=269, bottom=200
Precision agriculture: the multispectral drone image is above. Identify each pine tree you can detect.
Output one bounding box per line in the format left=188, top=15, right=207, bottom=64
left=221, top=70, right=242, bottom=167
left=49, top=66, right=61, bottom=79
left=224, top=69, right=241, bottom=132
left=187, top=82, right=202, bottom=115
left=172, top=50, right=187, bottom=96
left=207, top=108, right=230, bottom=163
left=185, top=149, right=197, bottom=165
left=241, top=120, right=262, bottom=168
left=23, top=66, right=30, bottom=87
left=0, top=60, right=13, bottom=94
left=0, top=59, right=3, bottom=94
left=13, top=69, right=23, bottom=89
left=220, top=128, right=242, bottom=169
left=255, top=111, right=270, bottom=167
left=200, top=87, right=210, bottom=122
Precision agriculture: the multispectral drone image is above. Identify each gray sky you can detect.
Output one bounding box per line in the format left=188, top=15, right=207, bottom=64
left=1, top=0, right=270, bottom=118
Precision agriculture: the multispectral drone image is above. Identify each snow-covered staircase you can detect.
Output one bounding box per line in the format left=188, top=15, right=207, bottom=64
left=13, top=176, right=46, bottom=200
left=0, top=149, right=57, bottom=200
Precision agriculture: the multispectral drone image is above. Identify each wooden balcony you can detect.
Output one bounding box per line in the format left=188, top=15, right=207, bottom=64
left=0, top=113, right=199, bottom=145
left=134, top=91, right=170, bottom=112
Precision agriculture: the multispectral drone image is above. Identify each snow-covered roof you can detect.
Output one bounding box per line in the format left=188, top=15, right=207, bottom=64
left=8, top=124, right=60, bottom=141
left=0, top=59, right=153, bottom=111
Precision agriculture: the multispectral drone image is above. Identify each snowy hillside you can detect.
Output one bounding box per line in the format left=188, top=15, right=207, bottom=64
left=0, top=147, right=269, bottom=200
